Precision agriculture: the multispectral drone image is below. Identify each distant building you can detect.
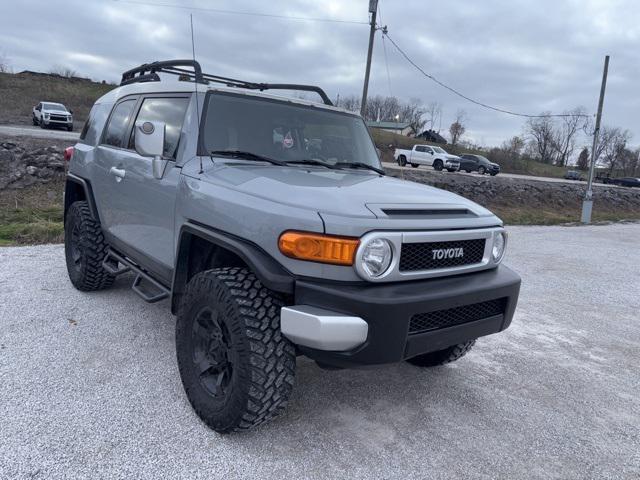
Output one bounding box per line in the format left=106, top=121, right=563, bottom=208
left=366, top=121, right=413, bottom=137
left=416, top=129, right=448, bottom=144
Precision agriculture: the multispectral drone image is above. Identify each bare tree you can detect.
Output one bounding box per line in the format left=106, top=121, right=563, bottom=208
left=576, top=147, right=589, bottom=170
left=0, top=51, right=11, bottom=73
left=551, top=107, right=589, bottom=167
left=525, top=113, right=556, bottom=164
left=502, top=136, right=525, bottom=158
left=423, top=101, right=443, bottom=133
left=601, top=128, right=632, bottom=174
left=49, top=65, right=77, bottom=78
left=448, top=109, right=467, bottom=146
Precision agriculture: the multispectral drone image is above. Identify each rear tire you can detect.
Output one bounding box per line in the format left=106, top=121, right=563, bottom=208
left=64, top=201, right=115, bottom=291
left=176, top=267, right=296, bottom=433
left=406, top=340, right=476, bottom=367
left=398, top=155, right=407, bottom=167
left=433, top=159, right=443, bottom=171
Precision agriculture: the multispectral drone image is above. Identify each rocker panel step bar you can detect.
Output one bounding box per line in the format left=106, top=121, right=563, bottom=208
left=102, top=250, right=170, bottom=303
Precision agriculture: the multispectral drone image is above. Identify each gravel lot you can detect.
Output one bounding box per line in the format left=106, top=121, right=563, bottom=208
left=1, top=224, right=639, bottom=479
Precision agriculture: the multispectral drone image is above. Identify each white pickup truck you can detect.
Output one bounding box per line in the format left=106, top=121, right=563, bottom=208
left=394, top=145, right=460, bottom=172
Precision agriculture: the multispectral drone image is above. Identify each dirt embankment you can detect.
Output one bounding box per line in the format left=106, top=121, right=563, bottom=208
left=388, top=168, right=640, bottom=224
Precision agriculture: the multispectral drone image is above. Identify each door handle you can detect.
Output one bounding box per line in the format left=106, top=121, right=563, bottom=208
left=110, top=167, right=126, bottom=181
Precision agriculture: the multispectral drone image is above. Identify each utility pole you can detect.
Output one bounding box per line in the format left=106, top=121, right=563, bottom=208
left=581, top=55, right=610, bottom=224
left=360, top=0, right=378, bottom=118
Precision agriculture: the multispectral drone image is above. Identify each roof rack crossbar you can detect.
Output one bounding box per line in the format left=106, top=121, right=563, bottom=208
left=120, top=59, right=333, bottom=106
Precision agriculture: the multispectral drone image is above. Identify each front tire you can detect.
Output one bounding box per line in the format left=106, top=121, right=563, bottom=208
left=32, top=115, right=38, bottom=126
left=176, top=268, right=296, bottom=433
left=398, top=155, right=407, bottom=167
left=406, top=340, right=476, bottom=367
left=478, top=166, right=486, bottom=175
left=64, top=201, right=115, bottom=291
left=40, top=120, right=47, bottom=129
left=433, top=159, right=443, bottom=171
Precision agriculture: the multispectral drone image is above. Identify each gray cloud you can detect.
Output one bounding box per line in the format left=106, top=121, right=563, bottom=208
left=1, top=0, right=638, bottom=147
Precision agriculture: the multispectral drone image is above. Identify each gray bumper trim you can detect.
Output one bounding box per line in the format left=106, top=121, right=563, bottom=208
left=280, top=305, right=368, bottom=351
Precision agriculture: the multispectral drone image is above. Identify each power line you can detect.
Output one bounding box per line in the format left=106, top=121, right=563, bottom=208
left=111, top=0, right=369, bottom=24
left=382, top=31, right=591, bottom=119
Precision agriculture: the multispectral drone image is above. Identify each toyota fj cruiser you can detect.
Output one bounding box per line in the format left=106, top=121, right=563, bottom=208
left=63, top=60, right=520, bottom=433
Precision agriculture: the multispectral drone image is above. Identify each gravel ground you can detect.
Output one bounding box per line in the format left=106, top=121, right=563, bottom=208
left=1, top=224, right=639, bottom=479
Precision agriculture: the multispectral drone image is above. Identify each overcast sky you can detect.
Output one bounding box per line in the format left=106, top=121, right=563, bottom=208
left=1, top=0, right=638, bottom=147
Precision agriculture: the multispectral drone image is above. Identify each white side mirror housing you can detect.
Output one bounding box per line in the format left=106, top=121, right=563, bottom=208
left=134, top=121, right=167, bottom=179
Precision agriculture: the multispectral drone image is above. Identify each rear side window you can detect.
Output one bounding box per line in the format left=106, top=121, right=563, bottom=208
left=103, top=99, right=137, bottom=148
left=415, top=146, right=426, bottom=153
left=128, top=97, right=189, bottom=159
left=79, top=103, right=111, bottom=146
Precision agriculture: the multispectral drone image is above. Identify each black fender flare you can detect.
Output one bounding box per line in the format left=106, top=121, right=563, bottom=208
left=64, top=173, right=100, bottom=223
left=171, top=222, right=294, bottom=314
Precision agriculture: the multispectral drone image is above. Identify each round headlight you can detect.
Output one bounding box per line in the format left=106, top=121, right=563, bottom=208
left=492, top=231, right=507, bottom=262
left=360, top=238, right=392, bottom=278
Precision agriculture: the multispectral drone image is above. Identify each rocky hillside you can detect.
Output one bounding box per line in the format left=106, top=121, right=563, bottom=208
left=0, top=140, right=65, bottom=190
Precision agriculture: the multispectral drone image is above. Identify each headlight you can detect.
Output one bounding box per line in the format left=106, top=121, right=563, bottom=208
left=492, top=231, right=507, bottom=262
left=360, top=238, right=392, bottom=278
left=43, top=113, right=49, bottom=118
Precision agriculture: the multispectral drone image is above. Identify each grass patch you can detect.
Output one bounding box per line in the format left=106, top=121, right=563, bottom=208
left=491, top=205, right=640, bottom=225
left=0, top=206, right=64, bottom=245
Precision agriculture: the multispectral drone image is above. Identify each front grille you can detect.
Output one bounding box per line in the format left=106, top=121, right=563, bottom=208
left=409, top=298, right=506, bottom=335
left=399, top=239, right=485, bottom=271
left=50, top=114, right=68, bottom=121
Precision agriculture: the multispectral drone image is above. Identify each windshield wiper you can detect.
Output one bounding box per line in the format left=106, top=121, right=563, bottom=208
left=285, top=159, right=342, bottom=170
left=210, top=150, right=287, bottom=166
left=334, top=162, right=385, bottom=175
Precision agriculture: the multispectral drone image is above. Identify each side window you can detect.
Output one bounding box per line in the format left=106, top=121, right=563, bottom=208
left=129, top=97, right=189, bottom=159
left=425, top=147, right=434, bottom=154
left=415, top=146, right=426, bottom=153
left=103, top=99, right=137, bottom=148
left=79, top=103, right=111, bottom=146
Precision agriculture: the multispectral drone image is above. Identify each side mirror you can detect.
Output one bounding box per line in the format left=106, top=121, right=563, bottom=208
left=134, top=120, right=167, bottom=179
left=69, top=109, right=74, bottom=114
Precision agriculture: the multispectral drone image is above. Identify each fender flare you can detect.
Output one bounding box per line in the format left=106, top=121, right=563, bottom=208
left=64, top=173, right=100, bottom=223
left=171, top=222, right=295, bottom=313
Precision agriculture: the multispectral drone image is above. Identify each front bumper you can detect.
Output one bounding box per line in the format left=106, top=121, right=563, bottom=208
left=288, top=265, right=520, bottom=367
left=42, top=118, right=72, bottom=126
left=445, top=160, right=460, bottom=170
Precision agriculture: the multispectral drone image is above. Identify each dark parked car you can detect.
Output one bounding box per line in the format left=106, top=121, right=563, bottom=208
left=611, top=177, right=640, bottom=188
left=459, top=154, right=500, bottom=176
left=564, top=170, right=584, bottom=181
left=595, top=172, right=612, bottom=184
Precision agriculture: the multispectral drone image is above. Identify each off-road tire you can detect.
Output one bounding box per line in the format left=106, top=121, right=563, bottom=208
left=411, top=163, right=419, bottom=168
left=433, top=159, right=443, bottom=171
left=64, top=201, right=115, bottom=291
left=398, top=155, right=407, bottom=167
left=176, top=267, right=296, bottom=433
left=406, top=340, right=476, bottom=367
left=478, top=166, right=486, bottom=175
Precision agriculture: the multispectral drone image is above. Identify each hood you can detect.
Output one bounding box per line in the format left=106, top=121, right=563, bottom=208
left=197, top=162, right=492, bottom=219
left=42, top=109, right=70, bottom=115
left=445, top=154, right=460, bottom=161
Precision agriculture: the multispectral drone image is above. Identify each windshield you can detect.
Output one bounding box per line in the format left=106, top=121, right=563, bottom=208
left=43, top=103, right=67, bottom=111
left=200, top=92, right=380, bottom=168
left=432, top=147, right=447, bottom=154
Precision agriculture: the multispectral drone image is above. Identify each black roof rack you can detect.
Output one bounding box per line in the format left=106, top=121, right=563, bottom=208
left=120, top=59, right=333, bottom=106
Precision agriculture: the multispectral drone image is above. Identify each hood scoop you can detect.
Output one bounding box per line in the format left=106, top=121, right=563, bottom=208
left=367, top=203, right=479, bottom=219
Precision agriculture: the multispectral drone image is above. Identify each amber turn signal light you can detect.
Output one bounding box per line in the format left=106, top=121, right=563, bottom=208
left=278, top=231, right=359, bottom=266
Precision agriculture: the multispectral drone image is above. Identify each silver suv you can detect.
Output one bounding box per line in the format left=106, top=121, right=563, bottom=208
left=63, top=60, right=520, bottom=433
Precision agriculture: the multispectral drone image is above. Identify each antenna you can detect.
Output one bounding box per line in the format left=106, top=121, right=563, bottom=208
left=190, top=14, right=204, bottom=174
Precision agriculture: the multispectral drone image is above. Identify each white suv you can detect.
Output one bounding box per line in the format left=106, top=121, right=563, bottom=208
left=32, top=102, right=74, bottom=131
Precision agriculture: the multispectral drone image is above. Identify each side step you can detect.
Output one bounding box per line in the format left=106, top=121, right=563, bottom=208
left=102, top=250, right=170, bottom=303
